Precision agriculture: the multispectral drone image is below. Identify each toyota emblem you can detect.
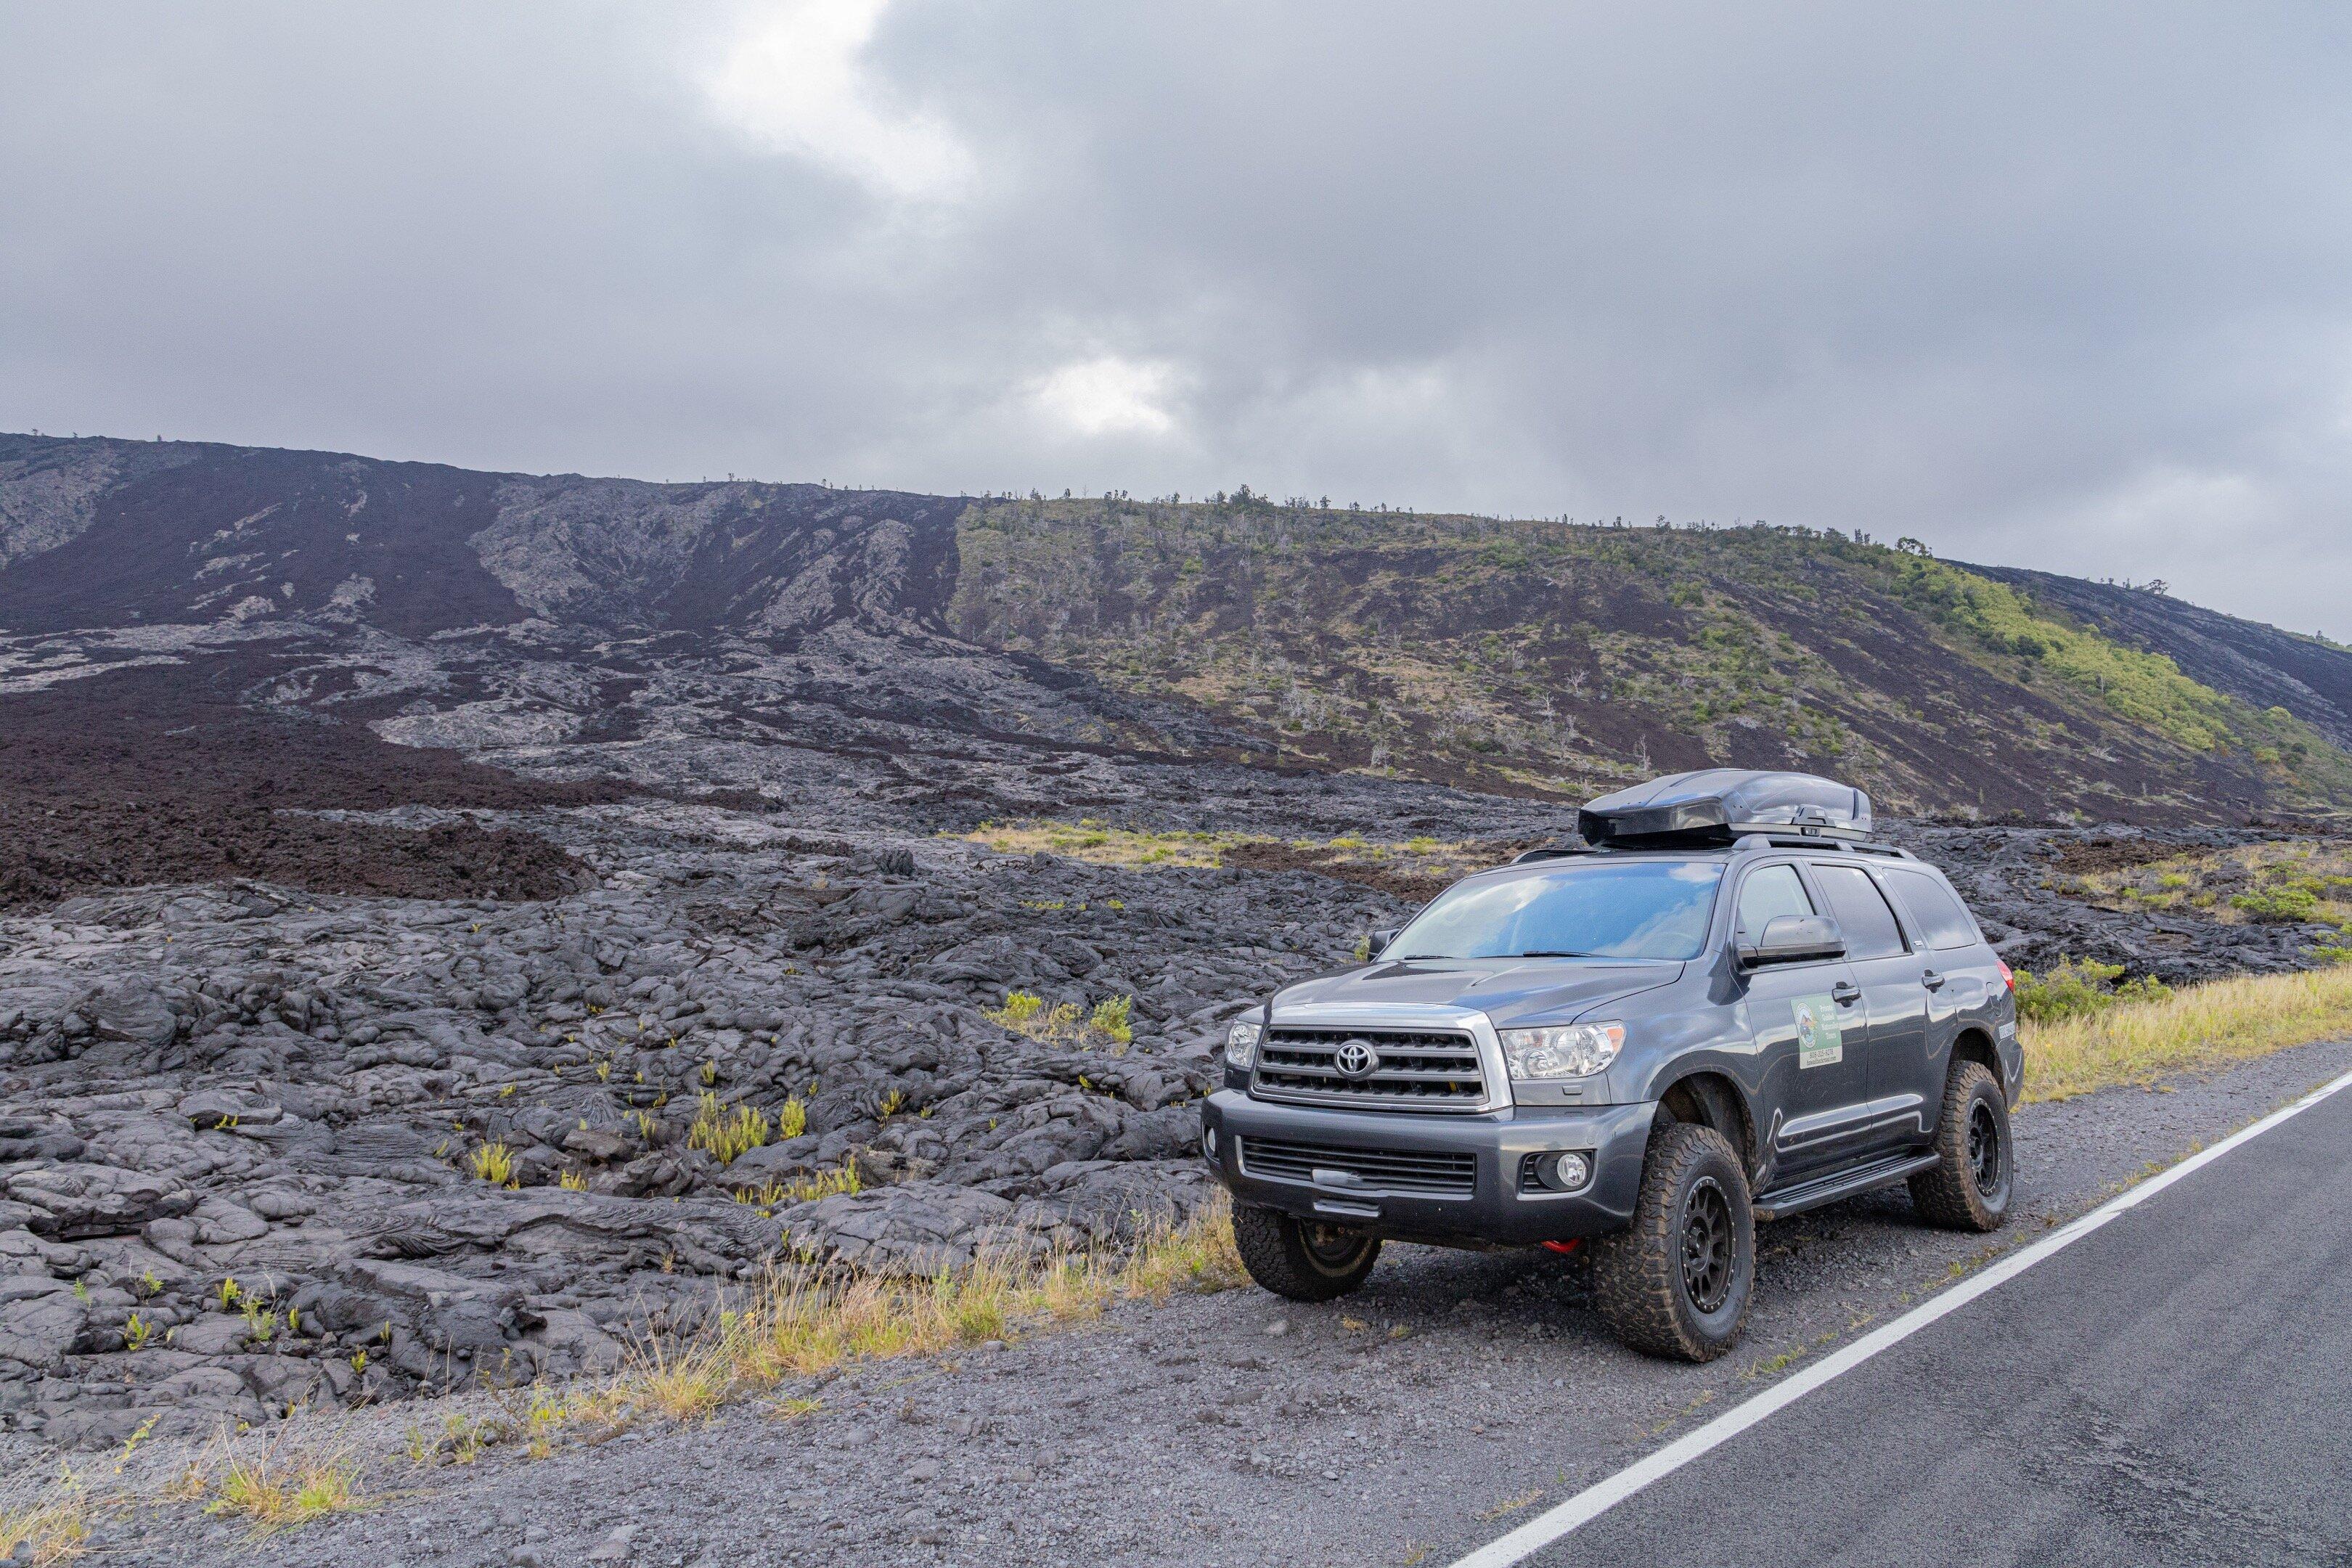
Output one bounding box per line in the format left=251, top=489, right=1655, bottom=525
left=1334, top=1039, right=1382, bottom=1079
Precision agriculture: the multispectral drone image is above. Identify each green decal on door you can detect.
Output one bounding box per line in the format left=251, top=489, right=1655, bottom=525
left=1792, top=994, right=1843, bottom=1069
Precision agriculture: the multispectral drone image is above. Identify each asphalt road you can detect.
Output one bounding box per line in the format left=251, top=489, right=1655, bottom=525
left=1524, top=1075, right=2352, bottom=1568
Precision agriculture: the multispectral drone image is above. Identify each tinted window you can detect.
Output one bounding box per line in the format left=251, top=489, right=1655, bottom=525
left=1886, top=869, right=1983, bottom=951
left=1736, top=864, right=1815, bottom=936
left=1395, top=860, right=1724, bottom=962
left=1810, top=864, right=1908, bottom=960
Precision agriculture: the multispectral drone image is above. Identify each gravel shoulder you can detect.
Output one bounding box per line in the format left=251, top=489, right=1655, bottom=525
left=60, top=1033, right=2352, bottom=1568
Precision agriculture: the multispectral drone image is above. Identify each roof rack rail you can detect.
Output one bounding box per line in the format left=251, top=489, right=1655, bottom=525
left=1508, top=845, right=1594, bottom=865
left=1737, top=833, right=1911, bottom=859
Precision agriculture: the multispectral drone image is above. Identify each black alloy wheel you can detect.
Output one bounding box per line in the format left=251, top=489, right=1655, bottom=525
left=1968, top=1101, right=2004, bottom=1197
left=1680, top=1176, right=1736, bottom=1315
left=1302, top=1222, right=1369, bottom=1270
left=1956, top=1100, right=2013, bottom=1213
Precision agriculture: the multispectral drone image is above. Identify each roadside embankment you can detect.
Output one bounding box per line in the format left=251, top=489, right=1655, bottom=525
left=2024, top=963, right=2352, bottom=1101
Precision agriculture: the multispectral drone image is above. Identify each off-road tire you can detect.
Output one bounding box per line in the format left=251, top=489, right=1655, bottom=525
left=1908, top=1060, right=2014, bottom=1231
left=1230, top=1205, right=1381, bottom=1302
left=1591, top=1122, right=1755, bottom=1362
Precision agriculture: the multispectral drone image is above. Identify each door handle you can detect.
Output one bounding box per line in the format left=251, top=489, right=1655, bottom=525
left=1922, top=969, right=1946, bottom=991
left=1832, top=981, right=1861, bottom=1005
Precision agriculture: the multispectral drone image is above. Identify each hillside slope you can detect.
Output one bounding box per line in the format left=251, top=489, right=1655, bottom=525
left=4, top=434, right=2348, bottom=827
left=950, top=497, right=2352, bottom=824
left=0, top=433, right=964, bottom=639
left=1970, top=564, right=2352, bottom=754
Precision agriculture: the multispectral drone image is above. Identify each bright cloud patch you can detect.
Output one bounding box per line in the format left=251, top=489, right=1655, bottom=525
left=1029, top=355, right=1183, bottom=438
left=702, top=0, right=973, bottom=203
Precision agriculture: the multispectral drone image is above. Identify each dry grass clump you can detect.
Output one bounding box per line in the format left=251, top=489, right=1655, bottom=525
left=620, top=1335, right=737, bottom=1423
left=957, top=818, right=1495, bottom=887
left=0, top=1477, right=91, bottom=1565
left=2024, top=964, right=2352, bottom=1102
left=962, top=820, right=1239, bottom=868
left=178, top=1436, right=369, bottom=1535
left=583, top=1197, right=1246, bottom=1429
left=398, top=1387, right=592, bottom=1466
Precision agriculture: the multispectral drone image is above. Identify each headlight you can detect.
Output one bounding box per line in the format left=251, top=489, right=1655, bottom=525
left=1225, top=1019, right=1262, bottom=1070
left=1498, top=1021, right=1623, bottom=1080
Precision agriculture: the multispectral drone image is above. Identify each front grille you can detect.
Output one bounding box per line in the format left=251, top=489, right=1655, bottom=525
left=1238, top=1136, right=1477, bottom=1198
left=1253, top=1027, right=1489, bottom=1108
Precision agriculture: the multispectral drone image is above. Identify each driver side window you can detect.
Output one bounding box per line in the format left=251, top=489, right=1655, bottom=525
left=1736, top=863, right=1814, bottom=938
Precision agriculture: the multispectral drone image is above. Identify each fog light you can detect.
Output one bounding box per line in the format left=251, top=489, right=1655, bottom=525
left=1202, top=1124, right=1218, bottom=1160
left=1542, top=1151, right=1593, bottom=1192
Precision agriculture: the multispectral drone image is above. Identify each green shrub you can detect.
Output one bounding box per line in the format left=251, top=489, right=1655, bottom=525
left=990, top=991, right=1045, bottom=1026
left=686, top=1093, right=771, bottom=1164
left=989, top=989, right=1135, bottom=1047
left=2013, top=958, right=2127, bottom=1024
left=2014, top=958, right=2175, bottom=1022
left=2231, top=886, right=2322, bottom=922
left=1088, top=995, right=1134, bottom=1044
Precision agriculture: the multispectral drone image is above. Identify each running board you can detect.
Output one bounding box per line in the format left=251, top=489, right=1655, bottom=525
left=1753, top=1153, right=1939, bottom=1221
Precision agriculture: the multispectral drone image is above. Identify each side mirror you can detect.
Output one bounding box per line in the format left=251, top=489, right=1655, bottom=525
left=1365, top=928, right=1400, bottom=960
left=1739, top=914, right=1845, bottom=968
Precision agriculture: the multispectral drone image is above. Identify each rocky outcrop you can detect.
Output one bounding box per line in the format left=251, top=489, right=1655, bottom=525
left=0, top=826, right=1389, bottom=1443
left=0, top=433, right=963, bottom=640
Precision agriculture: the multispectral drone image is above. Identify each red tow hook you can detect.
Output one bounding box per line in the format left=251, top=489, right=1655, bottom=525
left=1541, top=1238, right=1583, bottom=1256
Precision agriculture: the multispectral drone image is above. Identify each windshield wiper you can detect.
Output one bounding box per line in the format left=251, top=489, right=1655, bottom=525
left=1511, top=950, right=1593, bottom=958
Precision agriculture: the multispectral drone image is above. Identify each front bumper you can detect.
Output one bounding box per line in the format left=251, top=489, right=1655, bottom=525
left=1201, top=1089, right=1657, bottom=1247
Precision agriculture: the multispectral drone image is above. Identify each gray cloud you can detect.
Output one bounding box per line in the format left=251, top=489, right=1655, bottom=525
left=4, top=1, right=2349, bottom=635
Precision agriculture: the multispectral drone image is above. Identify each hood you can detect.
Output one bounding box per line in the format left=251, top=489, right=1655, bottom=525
left=1271, top=957, right=1682, bottom=1029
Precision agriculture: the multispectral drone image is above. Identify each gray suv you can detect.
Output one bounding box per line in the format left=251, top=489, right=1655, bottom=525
left=1202, top=770, right=2021, bottom=1360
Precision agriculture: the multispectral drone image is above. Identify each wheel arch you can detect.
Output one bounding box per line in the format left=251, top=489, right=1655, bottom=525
left=1653, top=1069, right=1760, bottom=1180
left=1948, top=1026, right=2002, bottom=1085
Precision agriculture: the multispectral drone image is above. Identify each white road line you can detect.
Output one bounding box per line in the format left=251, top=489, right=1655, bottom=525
left=1447, top=1063, right=2352, bottom=1568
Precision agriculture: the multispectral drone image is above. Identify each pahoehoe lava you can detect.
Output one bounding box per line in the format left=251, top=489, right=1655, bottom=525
left=1, top=432, right=2347, bottom=1449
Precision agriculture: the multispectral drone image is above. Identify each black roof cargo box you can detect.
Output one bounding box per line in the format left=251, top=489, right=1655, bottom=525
left=1578, top=769, right=1873, bottom=849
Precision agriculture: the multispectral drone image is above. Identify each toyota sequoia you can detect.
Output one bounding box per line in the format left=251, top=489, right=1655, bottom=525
left=1202, top=769, right=2022, bottom=1360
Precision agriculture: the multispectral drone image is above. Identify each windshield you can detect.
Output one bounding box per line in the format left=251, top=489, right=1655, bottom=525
left=1393, top=859, right=1723, bottom=961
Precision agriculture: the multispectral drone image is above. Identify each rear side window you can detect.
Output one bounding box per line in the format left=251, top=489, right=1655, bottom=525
left=1810, top=864, right=1908, bottom=960
left=1736, top=864, right=1815, bottom=936
left=1885, top=869, right=1984, bottom=951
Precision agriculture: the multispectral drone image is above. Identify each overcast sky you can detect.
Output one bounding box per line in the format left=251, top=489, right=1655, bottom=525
left=4, top=3, right=2349, bottom=636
